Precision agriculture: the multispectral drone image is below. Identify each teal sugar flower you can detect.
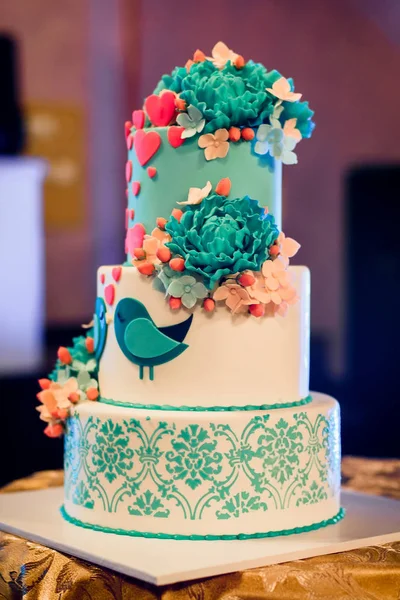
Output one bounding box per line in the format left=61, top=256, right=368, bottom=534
left=176, top=105, right=205, bottom=139
left=167, top=275, right=208, bottom=309
left=153, top=264, right=186, bottom=293
left=152, top=47, right=315, bottom=145
left=166, top=194, right=279, bottom=289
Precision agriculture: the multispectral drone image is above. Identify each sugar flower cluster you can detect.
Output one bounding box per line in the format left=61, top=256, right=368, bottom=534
left=36, top=334, right=99, bottom=438
left=128, top=41, right=314, bottom=165
left=127, top=180, right=300, bottom=317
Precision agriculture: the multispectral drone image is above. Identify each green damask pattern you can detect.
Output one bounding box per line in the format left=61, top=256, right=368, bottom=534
left=72, top=481, right=94, bottom=509
left=128, top=490, right=170, bottom=518
left=64, top=406, right=340, bottom=523
left=216, top=491, right=268, bottom=520
left=165, top=425, right=223, bottom=490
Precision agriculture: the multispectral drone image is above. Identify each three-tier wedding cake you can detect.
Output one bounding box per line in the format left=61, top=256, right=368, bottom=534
left=36, top=42, right=343, bottom=539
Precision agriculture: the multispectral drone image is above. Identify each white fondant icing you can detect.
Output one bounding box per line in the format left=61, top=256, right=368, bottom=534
left=96, top=265, right=310, bottom=408
left=64, top=394, right=341, bottom=537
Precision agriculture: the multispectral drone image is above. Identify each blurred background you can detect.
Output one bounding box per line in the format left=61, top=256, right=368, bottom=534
left=0, top=0, right=399, bottom=487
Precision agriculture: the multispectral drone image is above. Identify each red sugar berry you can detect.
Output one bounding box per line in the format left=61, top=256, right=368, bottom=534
left=169, top=297, right=182, bottom=310
left=249, top=304, right=265, bottom=318
left=38, top=378, right=51, bottom=390
left=68, top=392, right=80, bottom=404
left=228, top=127, right=241, bottom=142
left=241, top=128, right=255, bottom=141
left=133, top=248, right=146, bottom=260
left=171, top=208, right=183, bottom=222
left=57, top=347, right=72, bottom=365
left=238, top=273, right=256, bottom=287
left=203, top=298, right=215, bottom=312
left=157, top=246, right=171, bottom=263
left=169, top=257, right=185, bottom=272
left=85, top=337, right=94, bottom=353
left=156, top=217, right=167, bottom=230
left=137, top=262, right=155, bottom=276
left=44, top=423, right=64, bottom=438
left=86, top=388, right=99, bottom=401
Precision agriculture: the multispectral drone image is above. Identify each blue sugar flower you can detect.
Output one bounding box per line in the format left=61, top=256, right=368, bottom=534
left=167, top=275, right=208, bottom=309
left=255, top=120, right=298, bottom=165
left=176, top=105, right=205, bottom=139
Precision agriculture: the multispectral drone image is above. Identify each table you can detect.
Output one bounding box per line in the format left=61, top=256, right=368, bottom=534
left=1, top=457, right=399, bottom=599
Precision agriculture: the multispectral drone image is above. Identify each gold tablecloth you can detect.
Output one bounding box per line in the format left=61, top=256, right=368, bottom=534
left=1, top=458, right=399, bottom=599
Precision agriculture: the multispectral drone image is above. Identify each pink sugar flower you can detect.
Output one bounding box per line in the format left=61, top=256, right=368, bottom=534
left=132, top=227, right=171, bottom=268
left=275, top=231, right=301, bottom=266
left=262, top=259, right=297, bottom=305
left=213, top=283, right=254, bottom=314
left=36, top=378, right=78, bottom=423
left=247, top=272, right=272, bottom=304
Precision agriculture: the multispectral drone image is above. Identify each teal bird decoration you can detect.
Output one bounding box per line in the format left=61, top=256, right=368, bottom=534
left=93, top=297, right=108, bottom=361
left=114, top=298, right=193, bottom=380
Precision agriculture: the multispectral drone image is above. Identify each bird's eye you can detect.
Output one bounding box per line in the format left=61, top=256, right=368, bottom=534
left=99, top=309, right=104, bottom=321
left=117, top=311, right=125, bottom=323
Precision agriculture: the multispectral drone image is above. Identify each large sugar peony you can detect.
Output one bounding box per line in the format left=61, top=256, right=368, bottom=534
left=166, top=194, right=279, bottom=289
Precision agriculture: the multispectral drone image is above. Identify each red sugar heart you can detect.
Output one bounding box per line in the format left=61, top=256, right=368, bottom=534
left=134, top=129, right=161, bottom=166
left=126, top=160, right=133, bottom=183
left=126, top=134, right=133, bottom=150
left=104, top=284, right=115, bottom=306
left=125, top=208, right=135, bottom=229
left=112, top=266, right=122, bottom=282
left=147, top=166, right=157, bottom=179
left=100, top=273, right=105, bottom=284
left=132, top=109, right=145, bottom=129
left=167, top=126, right=185, bottom=148
left=132, top=181, right=141, bottom=196
left=124, top=121, right=132, bottom=138
left=144, top=92, right=176, bottom=127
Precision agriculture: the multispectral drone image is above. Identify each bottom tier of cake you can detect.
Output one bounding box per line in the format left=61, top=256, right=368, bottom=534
left=63, top=393, right=343, bottom=539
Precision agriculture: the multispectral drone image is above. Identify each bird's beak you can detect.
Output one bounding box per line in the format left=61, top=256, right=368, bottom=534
left=106, top=313, right=113, bottom=325
left=82, top=319, right=94, bottom=329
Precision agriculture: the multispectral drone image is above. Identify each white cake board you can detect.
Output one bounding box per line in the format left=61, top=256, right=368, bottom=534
left=0, top=488, right=399, bottom=586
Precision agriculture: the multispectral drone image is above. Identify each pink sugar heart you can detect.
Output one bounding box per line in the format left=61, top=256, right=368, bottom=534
left=144, top=92, right=176, bottom=127
left=126, top=160, right=132, bottom=183
left=100, top=273, right=105, bottom=284
left=167, top=126, right=185, bottom=148
left=132, top=109, right=145, bottom=129
left=112, top=266, right=122, bottom=282
left=125, top=223, right=146, bottom=256
left=104, top=284, right=115, bottom=306
left=133, top=129, right=161, bottom=166
left=132, top=181, right=141, bottom=196
left=147, top=166, right=157, bottom=179
left=126, top=134, right=133, bottom=150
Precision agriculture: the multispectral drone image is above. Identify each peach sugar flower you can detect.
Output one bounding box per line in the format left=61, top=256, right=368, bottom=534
left=274, top=231, right=301, bottom=266
left=266, top=77, right=302, bottom=102
left=213, top=283, right=254, bottom=314
left=198, top=129, right=229, bottom=161
left=207, top=42, right=239, bottom=69
left=132, top=227, right=171, bottom=268
left=36, top=378, right=78, bottom=423
left=262, top=259, right=298, bottom=305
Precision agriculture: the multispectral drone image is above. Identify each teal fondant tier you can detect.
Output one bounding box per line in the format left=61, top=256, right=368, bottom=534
left=63, top=394, right=341, bottom=538
left=126, top=128, right=281, bottom=256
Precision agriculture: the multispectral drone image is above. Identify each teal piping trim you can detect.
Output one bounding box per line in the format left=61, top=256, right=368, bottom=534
left=60, top=505, right=344, bottom=540
left=99, top=395, right=312, bottom=412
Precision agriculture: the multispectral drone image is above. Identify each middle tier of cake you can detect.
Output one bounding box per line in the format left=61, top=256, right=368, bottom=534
left=95, top=265, right=310, bottom=410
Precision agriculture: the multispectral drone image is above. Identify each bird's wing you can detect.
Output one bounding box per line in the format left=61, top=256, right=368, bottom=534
left=124, top=318, right=181, bottom=359
left=159, top=314, right=193, bottom=343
